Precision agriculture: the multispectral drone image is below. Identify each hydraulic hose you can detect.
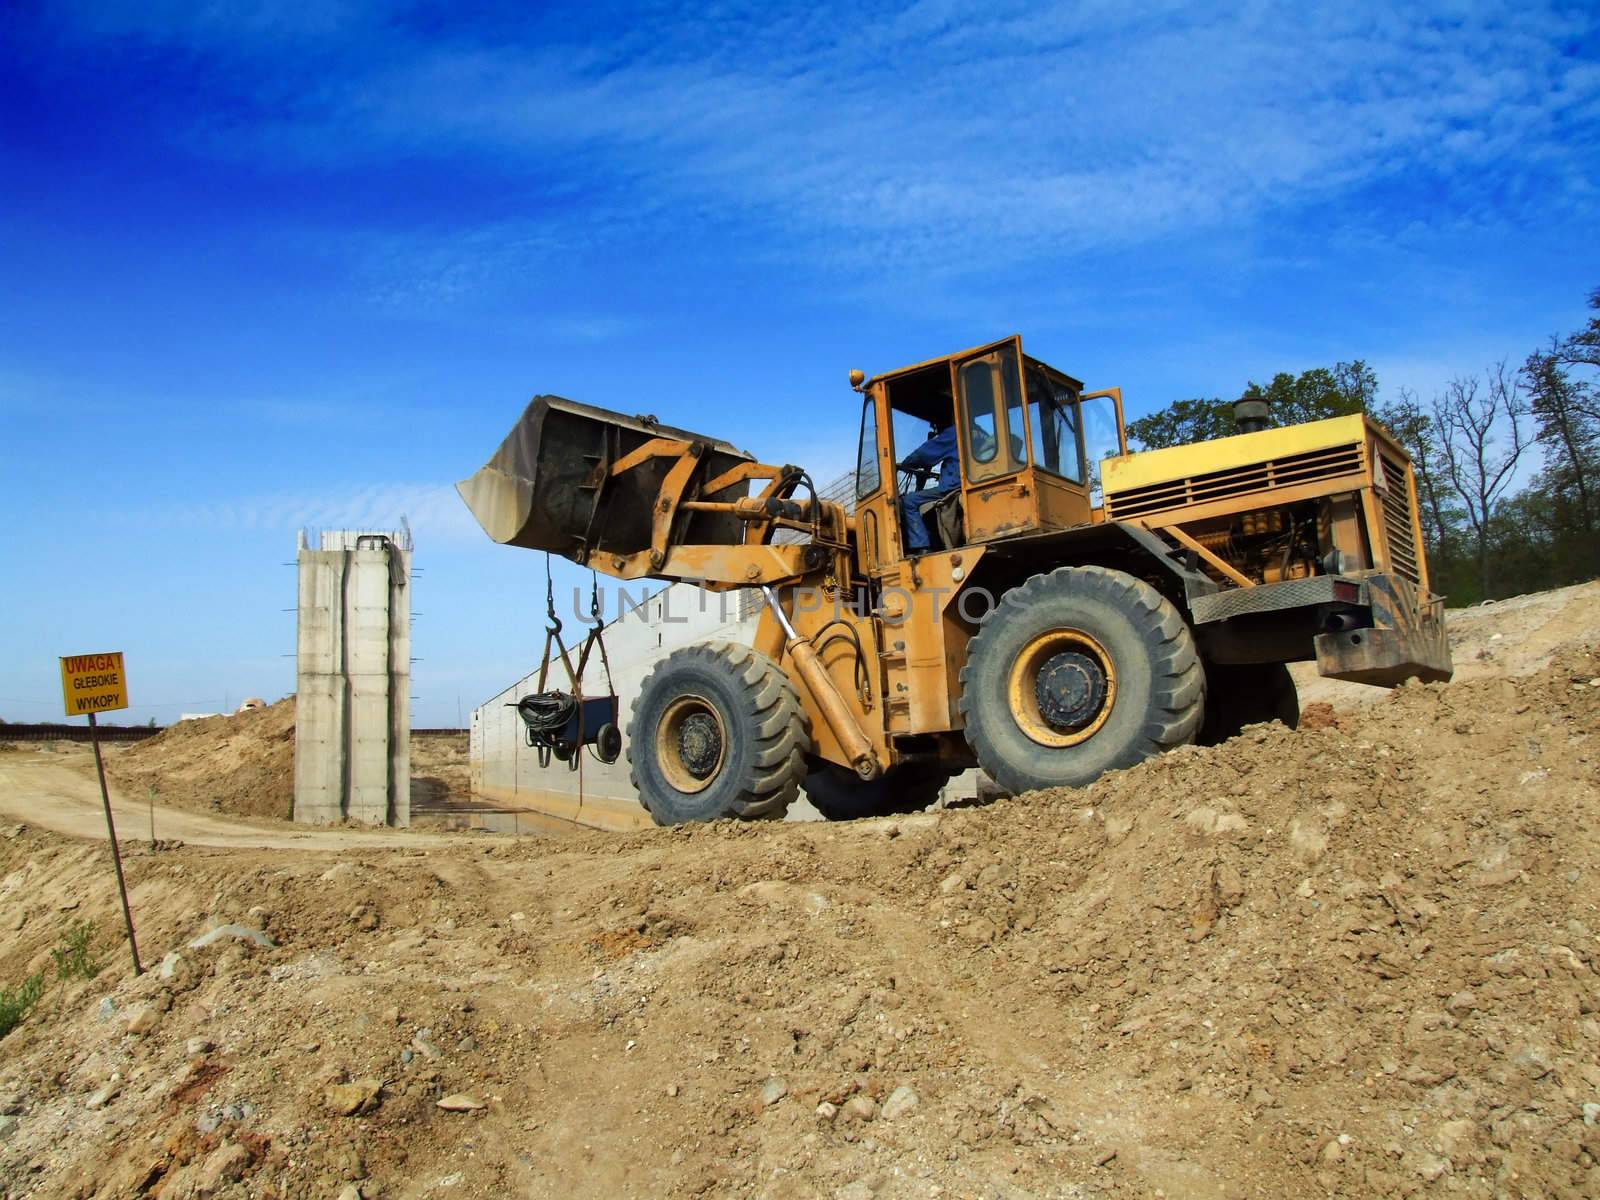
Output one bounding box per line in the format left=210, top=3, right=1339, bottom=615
left=515, top=691, right=576, bottom=746
left=762, top=586, right=880, bottom=779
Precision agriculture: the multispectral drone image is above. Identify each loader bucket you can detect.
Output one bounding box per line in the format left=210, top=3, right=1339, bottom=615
left=457, top=395, right=756, bottom=563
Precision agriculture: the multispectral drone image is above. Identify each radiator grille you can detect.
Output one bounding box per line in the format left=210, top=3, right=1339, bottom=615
left=1378, top=449, right=1421, bottom=585
left=1104, top=442, right=1365, bottom=520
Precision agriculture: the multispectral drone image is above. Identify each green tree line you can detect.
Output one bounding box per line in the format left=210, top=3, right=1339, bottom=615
left=1125, top=287, right=1600, bottom=604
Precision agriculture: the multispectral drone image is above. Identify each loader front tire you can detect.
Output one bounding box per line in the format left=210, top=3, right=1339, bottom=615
left=1198, top=662, right=1299, bottom=745
left=802, top=761, right=954, bottom=821
left=628, top=641, right=809, bottom=825
left=959, top=566, right=1203, bottom=794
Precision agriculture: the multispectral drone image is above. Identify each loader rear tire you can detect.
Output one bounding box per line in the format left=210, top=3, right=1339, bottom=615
left=802, top=761, right=954, bottom=821
left=959, top=565, right=1203, bottom=794
left=628, top=641, right=809, bottom=825
left=1198, top=662, right=1299, bottom=745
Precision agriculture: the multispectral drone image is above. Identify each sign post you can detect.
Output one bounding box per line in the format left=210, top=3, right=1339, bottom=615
left=58, top=653, right=142, bottom=976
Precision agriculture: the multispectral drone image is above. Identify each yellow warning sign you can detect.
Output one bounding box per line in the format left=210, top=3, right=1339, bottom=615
left=60, top=652, right=129, bottom=717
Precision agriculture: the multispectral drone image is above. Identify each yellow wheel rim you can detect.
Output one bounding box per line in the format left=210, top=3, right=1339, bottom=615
left=655, top=695, right=727, bottom=793
left=1006, top=628, right=1117, bottom=748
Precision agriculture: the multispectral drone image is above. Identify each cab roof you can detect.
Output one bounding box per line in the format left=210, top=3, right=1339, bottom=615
left=863, top=334, right=1084, bottom=392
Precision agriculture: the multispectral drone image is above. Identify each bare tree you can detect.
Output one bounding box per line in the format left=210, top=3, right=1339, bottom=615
left=1431, top=363, right=1530, bottom=599
left=1523, top=342, right=1597, bottom=536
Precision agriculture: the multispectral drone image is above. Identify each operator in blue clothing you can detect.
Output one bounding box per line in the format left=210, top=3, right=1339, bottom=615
left=897, top=417, right=962, bottom=554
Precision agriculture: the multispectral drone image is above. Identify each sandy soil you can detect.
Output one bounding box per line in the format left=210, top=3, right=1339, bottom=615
left=0, top=587, right=1597, bottom=1198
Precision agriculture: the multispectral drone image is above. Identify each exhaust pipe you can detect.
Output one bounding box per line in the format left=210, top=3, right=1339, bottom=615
left=1233, top=397, right=1271, bottom=435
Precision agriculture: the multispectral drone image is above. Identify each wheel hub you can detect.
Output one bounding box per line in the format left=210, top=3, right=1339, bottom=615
left=1035, top=650, right=1107, bottom=730
left=1006, top=627, right=1118, bottom=749
left=678, top=712, right=722, bottom=779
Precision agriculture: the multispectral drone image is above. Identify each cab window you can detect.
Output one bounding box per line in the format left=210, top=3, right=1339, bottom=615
left=855, top=395, right=881, bottom=498
left=1079, top=392, right=1123, bottom=505
left=959, top=351, right=1024, bottom=482
left=961, top=360, right=998, bottom=464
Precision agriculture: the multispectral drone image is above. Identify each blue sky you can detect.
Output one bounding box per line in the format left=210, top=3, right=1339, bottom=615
left=2, top=1, right=1597, bottom=726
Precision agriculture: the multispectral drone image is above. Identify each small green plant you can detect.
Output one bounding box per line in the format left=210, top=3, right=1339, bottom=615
left=0, top=974, right=43, bottom=1039
left=51, top=919, right=103, bottom=982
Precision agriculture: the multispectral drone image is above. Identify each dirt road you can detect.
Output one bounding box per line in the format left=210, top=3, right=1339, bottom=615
left=0, top=753, right=457, bottom=850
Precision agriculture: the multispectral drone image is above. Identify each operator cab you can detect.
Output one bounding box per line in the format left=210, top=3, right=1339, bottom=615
left=853, top=335, right=1127, bottom=564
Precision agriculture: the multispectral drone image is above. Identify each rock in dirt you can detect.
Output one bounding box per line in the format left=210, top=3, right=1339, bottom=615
left=758, top=1077, right=788, bottom=1107
left=1399, top=1060, right=1455, bottom=1087
left=0, top=1115, right=18, bottom=1140
left=1512, top=1044, right=1552, bottom=1078
left=85, top=1078, right=121, bottom=1109
left=880, top=1086, right=919, bottom=1119
left=185, top=1036, right=213, bottom=1056
left=324, top=1079, right=383, bottom=1117
left=841, top=1095, right=878, bottom=1122
left=436, top=1093, right=486, bottom=1112
left=738, top=880, right=828, bottom=913
left=188, top=923, right=275, bottom=951
left=124, top=1004, right=160, bottom=1036
left=195, top=1140, right=252, bottom=1195
left=1411, top=1151, right=1451, bottom=1182
left=1435, top=1119, right=1477, bottom=1156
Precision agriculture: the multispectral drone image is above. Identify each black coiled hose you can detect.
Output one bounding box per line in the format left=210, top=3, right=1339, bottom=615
left=517, top=691, right=576, bottom=746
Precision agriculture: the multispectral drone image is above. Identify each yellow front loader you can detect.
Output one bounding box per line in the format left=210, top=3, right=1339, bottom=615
left=459, top=335, right=1450, bottom=824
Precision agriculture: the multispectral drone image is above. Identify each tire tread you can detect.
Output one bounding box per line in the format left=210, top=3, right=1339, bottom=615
left=627, top=640, right=810, bottom=824
left=958, top=565, right=1203, bottom=793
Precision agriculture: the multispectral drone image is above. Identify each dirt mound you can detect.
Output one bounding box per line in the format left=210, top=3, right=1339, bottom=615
left=1, top=637, right=1597, bottom=1197
left=107, top=699, right=296, bottom=821
left=105, top=703, right=471, bottom=824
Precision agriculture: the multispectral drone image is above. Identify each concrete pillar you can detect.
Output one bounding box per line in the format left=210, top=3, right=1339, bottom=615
left=294, top=531, right=411, bottom=826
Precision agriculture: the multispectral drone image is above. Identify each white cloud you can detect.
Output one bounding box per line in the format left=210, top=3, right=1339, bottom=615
left=332, top=6, right=1594, bottom=255
left=62, top=2, right=1600, bottom=285
left=123, top=481, right=484, bottom=546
